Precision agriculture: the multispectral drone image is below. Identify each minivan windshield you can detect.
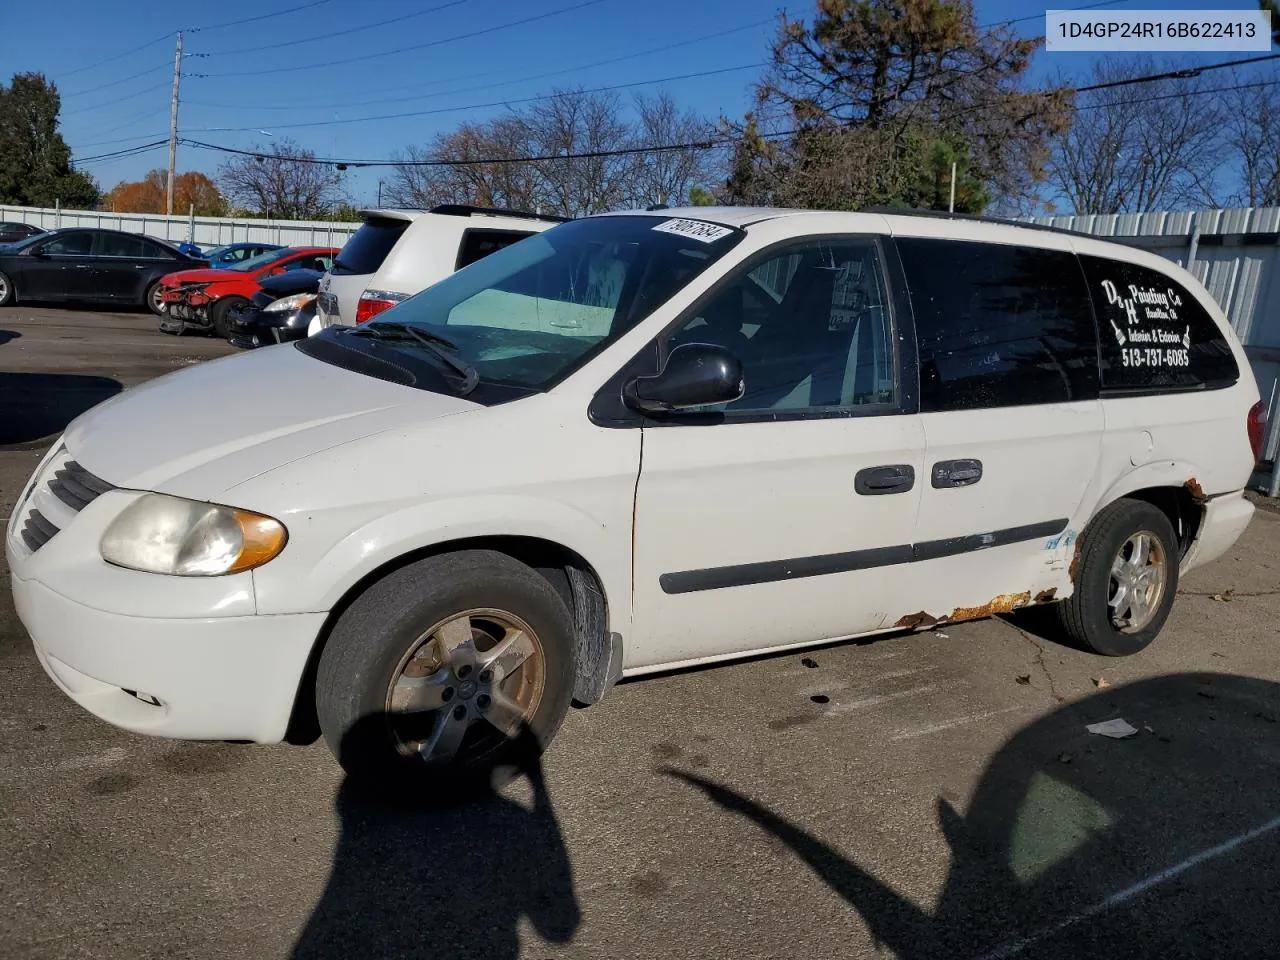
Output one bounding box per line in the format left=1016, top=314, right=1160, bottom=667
left=326, top=215, right=744, bottom=392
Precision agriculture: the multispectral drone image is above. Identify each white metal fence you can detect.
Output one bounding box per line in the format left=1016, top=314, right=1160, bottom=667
left=0, top=203, right=360, bottom=250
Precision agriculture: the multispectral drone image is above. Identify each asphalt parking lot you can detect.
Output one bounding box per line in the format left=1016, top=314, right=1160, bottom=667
left=3, top=306, right=1280, bottom=960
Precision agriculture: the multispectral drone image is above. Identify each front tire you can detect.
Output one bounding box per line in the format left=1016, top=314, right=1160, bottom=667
left=0, top=270, right=15, bottom=306
left=1053, top=498, right=1179, bottom=656
left=145, top=281, right=165, bottom=316
left=210, top=296, right=248, bottom=339
left=315, top=550, right=576, bottom=796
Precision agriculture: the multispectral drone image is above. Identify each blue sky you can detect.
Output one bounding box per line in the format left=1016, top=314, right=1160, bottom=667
left=0, top=0, right=1268, bottom=205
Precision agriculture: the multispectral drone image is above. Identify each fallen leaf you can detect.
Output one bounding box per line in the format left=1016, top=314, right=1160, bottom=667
left=1058, top=752, right=1073, bottom=764
left=1144, top=724, right=1155, bottom=734
left=1092, top=677, right=1111, bottom=689
left=1015, top=674, right=1031, bottom=685
left=801, top=657, right=819, bottom=669
left=1053, top=694, right=1067, bottom=703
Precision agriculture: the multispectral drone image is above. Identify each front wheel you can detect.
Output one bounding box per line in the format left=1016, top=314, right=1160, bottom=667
left=315, top=550, right=576, bottom=796
left=1052, top=498, right=1179, bottom=656
left=210, top=296, right=248, bottom=339
left=145, top=281, right=165, bottom=315
left=0, top=270, right=15, bottom=306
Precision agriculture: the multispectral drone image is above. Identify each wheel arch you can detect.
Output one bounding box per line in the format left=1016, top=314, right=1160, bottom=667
left=1085, top=460, right=1206, bottom=561
left=283, top=534, right=616, bottom=744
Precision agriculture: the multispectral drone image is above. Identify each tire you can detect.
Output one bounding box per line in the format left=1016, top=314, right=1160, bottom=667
left=315, top=550, right=576, bottom=797
left=144, top=281, right=165, bottom=316
left=210, top=296, right=248, bottom=339
left=1052, top=498, right=1179, bottom=656
left=0, top=270, right=14, bottom=306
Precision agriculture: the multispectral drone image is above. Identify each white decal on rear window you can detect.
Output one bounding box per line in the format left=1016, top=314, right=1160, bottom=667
left=651, top=218, right=734, bottom=243
left=1098, top=278, right=1192, bottom=369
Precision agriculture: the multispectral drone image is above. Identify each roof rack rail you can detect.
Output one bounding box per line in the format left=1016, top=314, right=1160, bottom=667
left=428, top=204, right=569, bottom=223
left=861, top=206, right=1097, bottom=240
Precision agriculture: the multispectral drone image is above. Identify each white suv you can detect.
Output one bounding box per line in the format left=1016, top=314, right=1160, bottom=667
left=314, top=204, right=564, bottom=331
left=9, top=207, right=1264, bottom=793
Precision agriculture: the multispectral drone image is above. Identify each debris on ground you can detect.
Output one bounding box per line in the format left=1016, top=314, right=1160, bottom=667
left=801, top=657, right=819, bottom=669
left=810, top=694, right=830, bottom=704
left=1086, top=718, right=1139, bottom=739
left=937, top=632, right=949, bottom=639
left=1058, top=752, right=1073, bottom=764
left=1092, top=677, right=1111, bottom=689
left=1209, top=589, right=1235, bottom=602
left=1015, top=674, right=1031, bottom=685
left=1144, top=724, right=1156, bottom=734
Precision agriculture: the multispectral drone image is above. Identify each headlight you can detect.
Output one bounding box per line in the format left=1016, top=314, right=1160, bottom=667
left=100, top=493, right=287, bottom=576
left=264, top=292, right=317, bottom=313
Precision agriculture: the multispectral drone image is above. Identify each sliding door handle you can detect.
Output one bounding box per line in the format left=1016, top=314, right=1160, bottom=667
left=855, top=464, right=915, bottom=496
left=931, top=459, right=983, bottom=488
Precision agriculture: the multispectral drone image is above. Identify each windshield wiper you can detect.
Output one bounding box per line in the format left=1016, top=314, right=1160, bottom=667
left=346, top=321, right=479, bottom=395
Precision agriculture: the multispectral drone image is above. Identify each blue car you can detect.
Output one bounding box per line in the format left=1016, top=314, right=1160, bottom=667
left=175, top=242, right=203, bottom=258
left=201, top=242, right=285, bottom=270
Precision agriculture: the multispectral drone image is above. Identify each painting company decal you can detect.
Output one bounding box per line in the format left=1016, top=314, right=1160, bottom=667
left=1100, top=278, right=1191, bottom=369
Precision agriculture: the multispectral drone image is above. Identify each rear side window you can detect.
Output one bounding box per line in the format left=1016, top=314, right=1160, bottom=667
left=333, top=218, right=409, bottom=274
left=898, top=238, right=1099, bottom=412
left=456, top=229, right=533, bottom=269
left=96, top=234, right=151, bottom=258
left=1079, top=255, right=1238, bottom=392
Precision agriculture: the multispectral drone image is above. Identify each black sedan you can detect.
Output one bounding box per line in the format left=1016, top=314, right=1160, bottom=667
left=0, top=228, right=207, bottom=313
left=226, top=268, right=323, bottom=348
left=0, top=222, right=43, bottom=245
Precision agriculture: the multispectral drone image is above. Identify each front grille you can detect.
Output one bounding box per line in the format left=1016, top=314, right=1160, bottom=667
left=17, top=458, right=115, bottom=555
left=48, top=461, right=114, bottom=512
left=20, top=509, right=58, bottom=553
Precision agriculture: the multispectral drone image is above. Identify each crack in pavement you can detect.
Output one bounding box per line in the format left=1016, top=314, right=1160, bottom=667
left=999, top=618, right=1065, bottom=703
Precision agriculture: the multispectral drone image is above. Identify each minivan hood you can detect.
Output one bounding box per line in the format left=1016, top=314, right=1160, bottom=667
left=64, top=345, right=480, bottom=499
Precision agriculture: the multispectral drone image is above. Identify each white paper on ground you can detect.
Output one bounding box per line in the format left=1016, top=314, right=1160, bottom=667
left=1086, top=718, right=1140, bottom=739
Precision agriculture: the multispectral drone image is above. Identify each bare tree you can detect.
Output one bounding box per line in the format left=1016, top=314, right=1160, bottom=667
left=386, top=88, right=722, bottom=216
left=218, top=139, right=344, bottom=218
left=629, top=92, right=718, bottom=208
left=1220, top=79, right=1280, bottom=207
left=1050, top=59, right=1226, bottom=214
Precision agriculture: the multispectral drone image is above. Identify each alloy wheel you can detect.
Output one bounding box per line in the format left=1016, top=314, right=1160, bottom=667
left=1108, top=531, right=1168, bottom=632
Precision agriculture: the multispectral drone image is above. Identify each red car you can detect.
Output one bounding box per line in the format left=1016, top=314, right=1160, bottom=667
left=158, top=246, right=337, bottom=337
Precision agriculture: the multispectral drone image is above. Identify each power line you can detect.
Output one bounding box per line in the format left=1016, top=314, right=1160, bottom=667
left=60, top=63, right=170, bottom=99
left=185, top=0, right=334, bottom=34
left=982, top=0, right=1131, bottom=29
left=57, top=33, right=175, bottom=79
left=191, top=0, right=467, bottom=58
left=185, top=62, right=762, bottom=133
left=72, top=131, right=171, bottom=150
left=61, top=80, right=172, bottom=117
left=192, top=0, right=614, bottom=78
left=184, top=18, right=773, bottom=113
left=1078, top=78, right=1276, bottom=111
left=1072, top=52, right=1279, bottom=93
left=76, top=139, right=171, bottom=164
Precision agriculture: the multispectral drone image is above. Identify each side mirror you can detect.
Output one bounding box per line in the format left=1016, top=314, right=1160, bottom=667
left=29, top=246, right=48, bottom=259
left=623, top=342, right=744, bottom=415
left=269, top=266, right=286, bottom=275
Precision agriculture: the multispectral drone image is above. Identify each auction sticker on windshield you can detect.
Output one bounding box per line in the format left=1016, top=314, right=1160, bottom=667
left=651, top=219, right=735, bottom=243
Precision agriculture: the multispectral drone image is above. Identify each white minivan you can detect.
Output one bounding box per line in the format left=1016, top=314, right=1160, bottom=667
left=9, top=208, right=1264, bottom=791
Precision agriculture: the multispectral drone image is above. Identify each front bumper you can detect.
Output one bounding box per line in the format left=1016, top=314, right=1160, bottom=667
left=228, top=304, right=314, bottom=349
left=12, top=574, right=324, bottom=742
left=7, top=453, right=326, bottom=743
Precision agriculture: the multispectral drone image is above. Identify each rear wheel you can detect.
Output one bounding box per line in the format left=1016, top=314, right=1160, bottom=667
left=210, top=296, right=248, bottom=339
left=0, top=270, right=15, bottom=306
left=1053, top=498, right=1179, bottom=656
left=315, top=550, right=576, bottom=796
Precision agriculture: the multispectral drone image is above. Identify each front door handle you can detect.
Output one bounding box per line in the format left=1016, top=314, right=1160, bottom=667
left=855, top=464, right=915, bottom=496
left=931, top=458, right=983, bottom=488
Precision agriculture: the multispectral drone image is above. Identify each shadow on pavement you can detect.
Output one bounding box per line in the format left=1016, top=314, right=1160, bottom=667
left=292, top=717, right=581, bottom=960
left=0, top=329, right=19, bottom=344
left=667, top=673, right=1280, bottom=959
left=0, top=372, right=121, bottom=445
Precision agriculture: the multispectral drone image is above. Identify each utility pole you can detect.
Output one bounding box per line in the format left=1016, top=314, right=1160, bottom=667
left=948, top=161, right=957, bottom=214
left=166, top=32, right=183, bottom=216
